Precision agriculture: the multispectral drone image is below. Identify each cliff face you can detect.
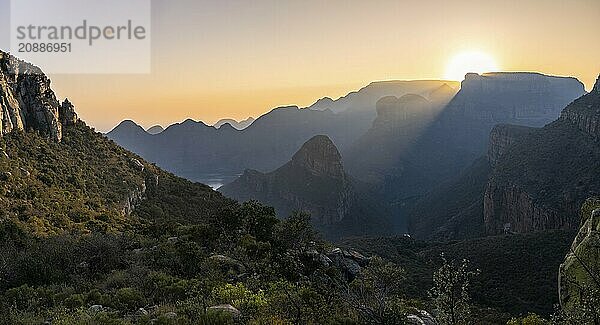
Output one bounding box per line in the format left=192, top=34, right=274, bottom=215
left=408, top=75, right=599, bottom=240
left=482, top=78, right=600, bottom=235
left=220, top=135, right=392, bottom=238
left=0, top=50, right=77, bottom=141
left=483, top=182, right=574, bottom=234
left=560, top=75, right=600, bottom=139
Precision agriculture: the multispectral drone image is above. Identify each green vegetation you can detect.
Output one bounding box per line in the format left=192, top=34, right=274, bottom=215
left=0, top=124, right=422, bottom=324
left=429, top=257, right=478, bottom=325
left=342, top=230, right=576, bottom=319
left=0, top=122, right=592, bottom=325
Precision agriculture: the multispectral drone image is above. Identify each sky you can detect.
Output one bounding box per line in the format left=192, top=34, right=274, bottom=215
left=3, top=0, right=600, bottom=131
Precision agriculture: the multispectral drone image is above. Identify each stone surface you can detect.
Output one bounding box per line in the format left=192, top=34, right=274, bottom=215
left=0, top=50, right=78, bottom=141
left=207, top=304, right=241, bottom=317
left=559, top=199, right=600, bottom=309
left=560, top=75, right=600, bottom=140
left=407, top=310, right=438, bottom=325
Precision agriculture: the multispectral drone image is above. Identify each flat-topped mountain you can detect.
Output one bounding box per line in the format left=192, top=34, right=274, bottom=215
left=220, top=135, right=392, bottom=238
left=344, top=73, right=586, bottom=229
left=408, top=75, right=600, bottom=239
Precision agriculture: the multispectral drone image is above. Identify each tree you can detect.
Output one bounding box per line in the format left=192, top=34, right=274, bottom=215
left=429, top=255, right=478, bottom=325
left=347, top=256, right=407, bottom=324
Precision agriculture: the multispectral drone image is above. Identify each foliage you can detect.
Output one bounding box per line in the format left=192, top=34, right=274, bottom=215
left=507, top=313, right=549, bottom=325
left=347, top=257, right=408, bottom=324
left=429, top=256, right=478, bottom=325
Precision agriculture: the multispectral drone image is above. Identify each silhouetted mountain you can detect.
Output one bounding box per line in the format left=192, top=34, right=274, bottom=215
left=214, top=117, right=255, bottom=130
left=408, top=75, right=600, bottom=239
left=306, top=80, right=459, bottom=114
left=107, top=80, right=455, bottom=181
left=344, top=73, right=586, bottom=231
left=220, top=135, right=393, bottom=239
left=146, top=125, right=164, bottom=134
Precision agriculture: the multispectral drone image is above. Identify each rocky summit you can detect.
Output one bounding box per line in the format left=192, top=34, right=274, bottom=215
left=290, top=134, right=346, bottom=179
left=220, top=135, right=392, bottom=238
left=0, top=50, right=77, bottom=142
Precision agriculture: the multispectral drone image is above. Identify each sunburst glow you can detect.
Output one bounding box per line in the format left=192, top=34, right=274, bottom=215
left=445, top=51, right=500, bottom=81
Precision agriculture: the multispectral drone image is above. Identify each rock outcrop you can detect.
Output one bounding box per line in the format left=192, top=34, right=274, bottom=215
left=220, top=135, right=392, bottom=239
left=560, top=75, right=600, bottom=140
left=0, top=50, right=78, bottom=141
left=559, top=198, right=600, bottom=310
left=290, top=135, right=346, bottom=179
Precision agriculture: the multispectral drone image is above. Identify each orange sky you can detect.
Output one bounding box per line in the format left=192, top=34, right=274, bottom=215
left=44, top=0, right=600, bottom=131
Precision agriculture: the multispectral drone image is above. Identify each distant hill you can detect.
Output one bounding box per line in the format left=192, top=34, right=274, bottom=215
left=220, top=135, right=393, bottom=239
left=146, top=125, right=164, bottom=134
left=107, top=80, right=454, bottom=181
left=214, top=117, right=255, bottom=130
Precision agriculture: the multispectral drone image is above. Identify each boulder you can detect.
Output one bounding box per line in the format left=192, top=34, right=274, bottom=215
left=328, top=248, right=363, bottom=280
left=163, top=312, right=177, bottom=319
left=88, top=304, right=104, bottom=313
left=407, top=309, right=438, bottom=325
left=130, top=158, right=145, bottom=171
left=208, top=254, right=246, bottom=274
left=207, top=304, right=241, bottom=317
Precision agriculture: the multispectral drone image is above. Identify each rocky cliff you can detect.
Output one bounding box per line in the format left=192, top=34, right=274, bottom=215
left=0, top=50, right=77, bottom=142
left=348, top=73, right=584, bottom=234
left=559, top=198, right=600, bottom=310
left=482, top=79, right=600, bottom=235
left=560, top=75, right=600, bottom=140
left=220, top=135, right=392, bottom=238
left=408, top=75, right=598, bottom=239
left=345, top=94, right=435, bottom=184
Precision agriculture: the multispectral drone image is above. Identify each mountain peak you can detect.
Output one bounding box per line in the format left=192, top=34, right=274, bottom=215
left=291, top=135, right=345, bottom=179
left=594, top=75, right=600, bottom=93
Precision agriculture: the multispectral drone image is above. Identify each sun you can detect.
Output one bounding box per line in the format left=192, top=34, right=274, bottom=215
left=445, top=51, right=500, bottom=81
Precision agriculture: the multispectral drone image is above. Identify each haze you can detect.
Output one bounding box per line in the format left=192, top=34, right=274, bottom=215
left=37, top=0, right=600, bottom=131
